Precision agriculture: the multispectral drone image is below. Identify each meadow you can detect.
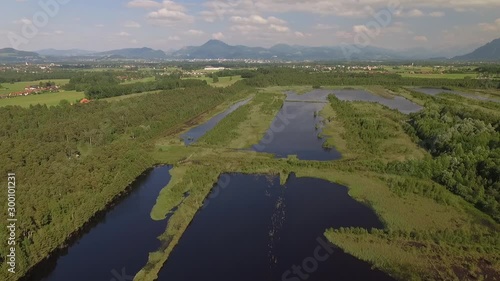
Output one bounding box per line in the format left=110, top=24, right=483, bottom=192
left=400, top=73, right=476, bottom=79
left=197, top=92, right=285, bottom=148
left=0, top=79, right=70, bottom=95
left=0, top=90, right=85, bottom=107
left=185, top=75, right=243, bottom=87
left=120, top=76, right=156, bottom=84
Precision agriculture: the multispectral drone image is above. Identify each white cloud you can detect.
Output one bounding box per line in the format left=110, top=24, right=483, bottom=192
left=395, top=9, right=425, bottom=17
left=408, top=9, right=424, bottom=17
left=168, top=35, right=181, bottom=40
left=336, top=31, right=353, bottom=39
left=54, top=30, right=64, bottom=35
left=353, top=25, right=370, bottom=33
left=124, top=21, right=141, bottom=28
left=294, top=31, right=305, bottom=37
left=187, top=29, right=204, bottom=35
left=229, top=15, right=291, bottom=35
left=314, top=24, right=339, bottom=30
left=230, top=25, right=260, bottom=32
left=95, top=24, right=105, bottom=28
left=118, top=31, right=131, bottom=37
left=413, top=35, right=428, bottom=42
left=269, top=24, right=289, bottom=32
left=212, top=32, right=225, bottom=40
left=147, top=1, right=193, bottom=24
left=229, top=15, right=286, bottom=25
left=478, top=18, right=500, bottom=31
left=127, top=0, right=161, bottom=9
left=429, top=11, right=445, bottom=17
left=14, top=18, right=32, bottom=25
left=201, top=0, right=500, bottom=20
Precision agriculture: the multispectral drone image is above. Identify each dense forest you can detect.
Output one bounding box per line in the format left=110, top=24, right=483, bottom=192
left=62, top=72, right=209, bottom=99
left=387, top=93, right=500, bottom=221
left=243, top=68, right=500, bottom=89
left=0, top=71, right=77, bottom=83
left=0, top=83, right=249, bottom=280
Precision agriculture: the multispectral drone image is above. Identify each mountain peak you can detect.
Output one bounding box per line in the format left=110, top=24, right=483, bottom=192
left=453, top=37, right=500, bottom=61
left=202, top=39, right=229, bottom=47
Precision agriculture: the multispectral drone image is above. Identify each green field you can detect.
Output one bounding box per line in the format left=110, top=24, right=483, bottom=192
left=120, top=76, right=156, bottom=84
left=101, top=90, right=161, bottom=102
left=0, top=90, right=85, bottom=107
left=400, top=73, right=477, bottom=79
left=185, top=75, right=243, bottom=87
left=0, top=79, right=70, bottom=96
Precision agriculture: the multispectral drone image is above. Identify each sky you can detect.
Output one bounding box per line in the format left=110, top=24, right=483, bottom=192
left=0, top=0, right=499, bottom=52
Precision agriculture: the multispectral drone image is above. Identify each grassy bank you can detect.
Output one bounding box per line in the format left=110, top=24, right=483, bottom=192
left=320, top=96, right=426, bottom=162
left=197, top=92, right=285, bottom=148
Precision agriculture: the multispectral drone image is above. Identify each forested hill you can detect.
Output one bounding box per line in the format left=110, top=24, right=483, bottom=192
left=453, top=38, right=500, bottom=61
left=0, top=48, right=40, bottom=62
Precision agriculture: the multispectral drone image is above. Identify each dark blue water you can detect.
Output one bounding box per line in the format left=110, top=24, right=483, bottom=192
left=253, top=101, right=342, bottom=161
left=181, top=99, right=251, bottom=145
left=285, top=89, right=422, bottom=114
left=332, top=90, right=422, bottom=114
left=33, top=166, right=173, bottom=281
left=157, top=173, right=394, bottom=281
left=413, top=87, right=499, bottom=103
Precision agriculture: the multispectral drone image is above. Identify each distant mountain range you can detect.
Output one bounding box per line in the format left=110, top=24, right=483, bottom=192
left=93, top=47, right=167, bottom=59
left=1, top=38, right=498, bottom=62
left=37, top=49, right=96, bottom=57
left=170, top=40, right=409, bottom=60
left=0, top=48, right=40, bottom=62
left=453, top=38, right=500, bottom=61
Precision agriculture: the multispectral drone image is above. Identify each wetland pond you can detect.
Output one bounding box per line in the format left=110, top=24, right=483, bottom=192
left=181, top=99, right=251, bottom=145
left=252, top=89, right=421, bottom=160
left=412, top=87, right=499, bottom=103
left=252, top=100, right=342, bottom=161
left=157, top=173, right=394, bottom=281
left=331, top=89, right=423, bottom=114
left=30, top=166, right=173, bottom=281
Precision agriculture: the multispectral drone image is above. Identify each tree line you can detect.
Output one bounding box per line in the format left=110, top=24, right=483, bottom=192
left=243, top=68, right=499, bottom=89
left=63, top=71, right=209, bottom=99
left=387, top=95, right=500, bottom=221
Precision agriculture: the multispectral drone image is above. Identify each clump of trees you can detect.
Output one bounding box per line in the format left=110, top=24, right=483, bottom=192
left=64, top=72, right=208, bottom=99
left=243, top=68, right=497, bottom=89
left=0, top=71, right=76, bottom=83
left=388, top=99, right=500, bottom=221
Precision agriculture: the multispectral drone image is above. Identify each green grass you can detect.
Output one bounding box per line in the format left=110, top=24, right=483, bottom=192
left=0, top=90, right=85, bottom=107
left=184, top=75, right=243, bottom=87
left=400, top=73, right=477, bottom=79
left=364, top=85, right=395, bottom=98
left=101, top=90, right=161, bottom=102
left=320, top=98, right=427, bottom=162
left=197, top=92, right=285, bottom=148
left=120, top=77, right=156, bottom=84
left=0, top=79, right=70, bottom=96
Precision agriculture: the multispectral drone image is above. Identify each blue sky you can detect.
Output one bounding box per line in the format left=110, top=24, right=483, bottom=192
left=1, top=0, right=499, bottom=52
